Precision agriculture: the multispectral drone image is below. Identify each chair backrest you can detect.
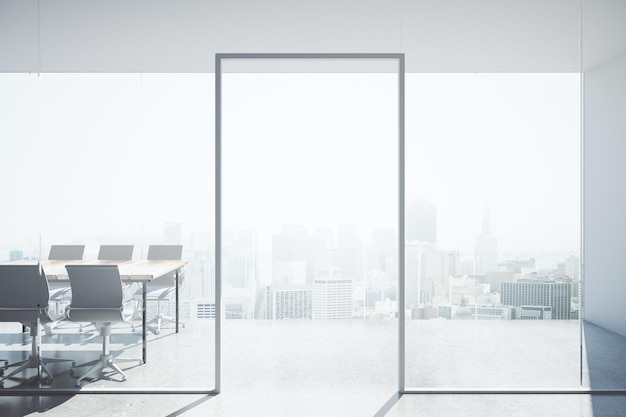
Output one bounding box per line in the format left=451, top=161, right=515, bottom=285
left=146, top=245, right=184, bottom=288
left=147, top=245, right=183, bottom=260
left=0, top=264, right=50, bottom=324
left=48, top=244, right=85, bottom=260
left=97, top=245, right=134, bottom=261
left=65, top=265, right=125, bottom=323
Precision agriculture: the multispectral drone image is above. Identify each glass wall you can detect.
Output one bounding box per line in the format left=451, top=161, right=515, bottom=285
left=1, top=68, right=588, bottom=395
left=219, top=57, right=399, bottom=411
left=0, top=73, right=215, bottom=391
left=404, top=73, right=581, bottom=388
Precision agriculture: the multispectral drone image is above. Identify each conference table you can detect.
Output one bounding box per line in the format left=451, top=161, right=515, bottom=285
left=3, top=259, right=187, bottom=364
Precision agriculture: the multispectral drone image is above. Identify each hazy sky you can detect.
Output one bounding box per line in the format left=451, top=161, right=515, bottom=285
left=1, top=71, right=580, bottom=257
left=223, top=72, right=580, bottom=253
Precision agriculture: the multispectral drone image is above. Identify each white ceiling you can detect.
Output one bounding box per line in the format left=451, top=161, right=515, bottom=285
left=0, top=0, right=624, bottom=73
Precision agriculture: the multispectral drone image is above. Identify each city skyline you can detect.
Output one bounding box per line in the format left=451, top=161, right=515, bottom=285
left=2, top=73, right=579, bottom=256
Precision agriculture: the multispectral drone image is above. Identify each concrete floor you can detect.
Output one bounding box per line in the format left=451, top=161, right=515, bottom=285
left=0, top=320, right=625, bottom=416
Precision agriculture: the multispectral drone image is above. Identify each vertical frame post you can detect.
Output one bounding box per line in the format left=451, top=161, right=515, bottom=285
left=215, top=54, right=223, bottom=394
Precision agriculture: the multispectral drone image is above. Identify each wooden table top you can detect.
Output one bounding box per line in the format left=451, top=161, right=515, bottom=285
left=1, top=259, right=187, bottom=282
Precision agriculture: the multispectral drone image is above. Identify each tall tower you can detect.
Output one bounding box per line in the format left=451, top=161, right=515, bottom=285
left=336, top=224, right=364, bottom=283
left=272, top=225, right=311, bottom=283
left=475, top=204, right=497, bottom=275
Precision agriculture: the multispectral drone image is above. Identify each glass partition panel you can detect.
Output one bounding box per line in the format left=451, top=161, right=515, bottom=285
left=0, top=73, right=215, bottom=391
left=220, top=56, right=399, bottom=413
left=582, top=0, right=626, bottom=396
left=0, top=74, right=40, bottom=261
left=404, top=73, right=581, bottom=389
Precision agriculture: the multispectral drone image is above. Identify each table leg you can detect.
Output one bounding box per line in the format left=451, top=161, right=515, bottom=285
left=142, top=282, right=147, bottom=363
left=176, top=270, right=180, bottom=333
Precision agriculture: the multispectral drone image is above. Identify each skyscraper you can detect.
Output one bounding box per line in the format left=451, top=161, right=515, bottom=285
left=501, top=281, right=572, bottom=320
left=272, top=225, right=313, bottom=283
left=312, top=269, right=352, bottom=319
left=475, top=204, right=497, bottom=275
left=405, top=241, right=436, bottom=308
left=336, top=223, right=364, bottom=283
left=269, top=285, right=313, bottom=319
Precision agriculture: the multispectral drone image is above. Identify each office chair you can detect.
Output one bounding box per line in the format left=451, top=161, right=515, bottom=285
left=97, top=245, right=137, bottom=332
left=135, top=245, right=185, bottom=335
left=48, top=245, right=85, bottom=261
left=45, top=244, right=86, bottom=334
left=47, top=244, right=86, bottom=309
left=0, top=264, right=74, bottom=387
left=97, top=245, right=134, bottom=261
left=65, top=265, right=140, bottom=386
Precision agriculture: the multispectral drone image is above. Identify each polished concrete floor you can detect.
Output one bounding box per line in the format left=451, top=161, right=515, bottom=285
left=0, top=319, right=625, bottom=416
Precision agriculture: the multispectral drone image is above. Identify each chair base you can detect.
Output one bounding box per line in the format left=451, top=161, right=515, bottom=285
left=71, top=354, right=140, bottom=386
left=45, top=319, right=94, bottom=336
left=0, top=323, right=74, bottom=387
left=145, top=314, right=185, bottom=335
left=0, top=355, right=74, bottom=387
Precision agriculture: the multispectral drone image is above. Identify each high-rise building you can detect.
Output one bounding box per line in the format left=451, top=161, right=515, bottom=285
left=272, top=225, right=309, bottom=263
left=181, top=251, right=214, bottom=300
left=564, top=256, right=580, bottom=280
left=272, top=260, right=307, bottom=286
left=312, top=269, right=352, bottom=319
left=484, top=268, right=515, bottom=293
left=369, top=228, right=396, bottom=273
left=272, top=225, right=314, bottom=283
left=406, top=242, right=423, bottom=309
left=501, top=281, right=572, bottom=320
left=225, top=230, right=257, bottom=289
left=268, top=285, right=313, bottom=319
left=9, top=250, right=24, bottom=261
left=406, top=241, right=443, bottom=309
left=223, top=230, right=258, bottom=319
left=406, top=199, right=437, bottom=243
left=336, top=224, right=364, bottom=283
left=475, top=205, right=497, bottom=275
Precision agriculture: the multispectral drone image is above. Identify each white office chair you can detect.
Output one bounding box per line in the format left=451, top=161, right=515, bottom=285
left=65, top=264, right=140, bottom=386
left=97, top=245, right=134, bottom=261
left=135, top=245, right=185, bottom=335
left=0, top=264, right=73, bottom=387
left=67, top=244, right=137, bottom=334
left=45, top=244, right=85, bottom=334
left=48, top=245, right=85, bottom=261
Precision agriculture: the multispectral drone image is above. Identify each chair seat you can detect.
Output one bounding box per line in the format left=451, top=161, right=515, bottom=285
left=67, top=307, right=131, bottom=323
left=0, top=309, right=56, bottom=325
